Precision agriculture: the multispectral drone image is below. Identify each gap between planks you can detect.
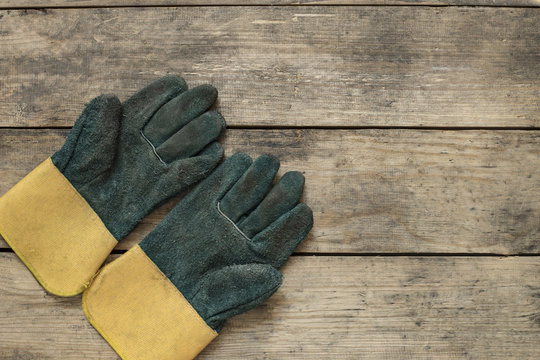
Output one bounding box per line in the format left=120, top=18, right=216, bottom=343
left=1, top=126, right=540, bottom=130
left=1, top=247, right=540, bottom=256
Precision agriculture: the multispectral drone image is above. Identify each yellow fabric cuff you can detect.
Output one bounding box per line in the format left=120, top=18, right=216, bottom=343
left=83, top=245, right=217, bottom=360
left=0, top=158, right=117, bottom=296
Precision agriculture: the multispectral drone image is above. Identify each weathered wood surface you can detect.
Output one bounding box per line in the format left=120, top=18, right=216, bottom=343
left=0, top=129, right=538, bottom=254
left=2, top=0, right=540, bottom=8
left=1, top=253, right=539, bottom=359
left=0, top=7, right=538, bottom=128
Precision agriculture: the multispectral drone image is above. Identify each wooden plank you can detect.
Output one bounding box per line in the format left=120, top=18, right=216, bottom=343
left=0, top=7, right=538, bottom=128
left=0, top=129, right=538, bottom=254
left=2, top=0, right=540, bottom=8
left=1, top=253, right=538, bottom=359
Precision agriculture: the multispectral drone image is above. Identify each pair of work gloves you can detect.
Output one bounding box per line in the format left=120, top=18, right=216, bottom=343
left=0, top=76, right=313, bottom=360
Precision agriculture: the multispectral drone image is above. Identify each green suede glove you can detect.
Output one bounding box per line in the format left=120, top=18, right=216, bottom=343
left=0, top=75, right=225, bottom=296
left=52, top=75, right=225, bottom=239
left=83, top=152, right=313, bottom=360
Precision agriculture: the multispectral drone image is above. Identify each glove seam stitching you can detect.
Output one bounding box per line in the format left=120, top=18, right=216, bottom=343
left=140, top=130, right=167, bottom=165
left=217, top=202, right=251, bottom=241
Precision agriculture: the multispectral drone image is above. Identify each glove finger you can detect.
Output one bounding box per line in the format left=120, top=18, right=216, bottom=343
left=156, top=111, right=225, bottom=163
left=190, top=263, right=282, bottom=331
left=165, top=141, right=224, bottom=193
left=238, top=171, right=305, bottom=238
left=122, top=75, right=187, bottom=130
left=181, top=152, right=253, bottom=203
left=219, top=154, right=279, bottom=222
left=249, top=203, right=313, bottom=268
left=143, top=84, right=218, bottom=148
left=52, top=94, right=121, bottom=186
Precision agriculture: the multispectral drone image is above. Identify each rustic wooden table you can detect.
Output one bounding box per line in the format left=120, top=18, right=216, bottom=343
left=0, top=1, right=539, bottom=359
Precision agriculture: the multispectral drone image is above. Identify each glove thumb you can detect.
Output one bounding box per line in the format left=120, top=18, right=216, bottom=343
left=52, top=94, right=121, bottom=187
left=190, top=263, right=282, bottom=331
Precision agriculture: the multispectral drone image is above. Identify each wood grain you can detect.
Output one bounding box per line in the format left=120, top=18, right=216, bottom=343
left=2, top=0, right=540, bottom=8
left=0, top=7, right=538, bottom=128
left=0, top=129, right=538, bottom=254
left=1, top=253, right=538, bottom=359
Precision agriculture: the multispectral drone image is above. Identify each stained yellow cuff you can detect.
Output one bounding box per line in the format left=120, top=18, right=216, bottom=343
left=0, top=158, right=117, bottom=296
left=83, top=245, right=217, bottom=360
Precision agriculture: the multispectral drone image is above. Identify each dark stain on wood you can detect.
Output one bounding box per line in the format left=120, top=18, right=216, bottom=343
left=0, top=7, right=538, bottom=127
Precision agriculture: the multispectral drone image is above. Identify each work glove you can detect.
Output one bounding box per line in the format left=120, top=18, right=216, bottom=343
left=0, top=75, right=225, bottom=296
left=83, top=152, right=313, bottom=360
